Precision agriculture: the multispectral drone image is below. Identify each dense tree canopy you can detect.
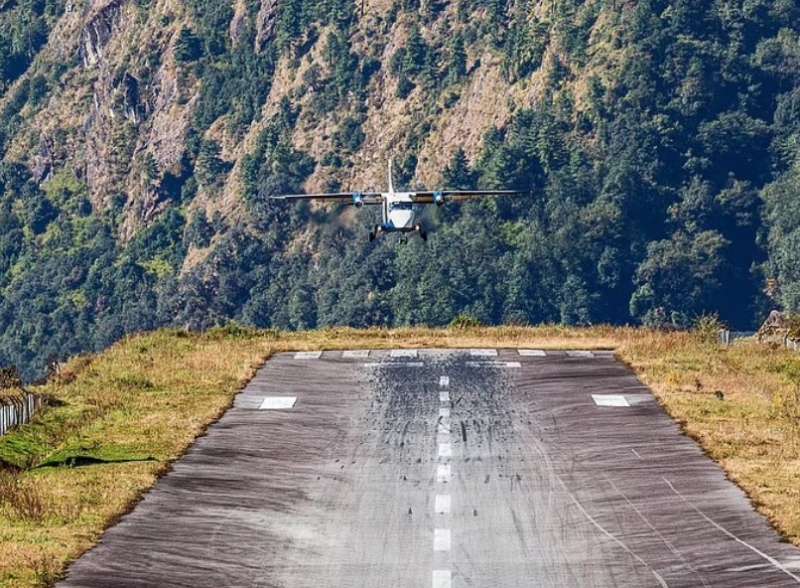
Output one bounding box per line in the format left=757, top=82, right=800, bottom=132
left=1, top=0, right=800, bottom=379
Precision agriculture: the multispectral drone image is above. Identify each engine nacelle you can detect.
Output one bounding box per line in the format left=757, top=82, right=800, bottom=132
left=352, top=192, right=364, bottom=208
left=433, top=191, right=445, bottom=206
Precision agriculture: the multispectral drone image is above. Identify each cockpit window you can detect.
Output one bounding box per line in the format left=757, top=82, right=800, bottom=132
left=391, top=202, right=413, bottom=210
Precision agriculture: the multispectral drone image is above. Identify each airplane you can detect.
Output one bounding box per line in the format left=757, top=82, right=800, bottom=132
left=270, top=160, right=525, bottom=241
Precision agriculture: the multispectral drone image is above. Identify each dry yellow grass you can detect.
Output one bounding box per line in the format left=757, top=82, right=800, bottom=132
left=0, top=325, right=798, bottom=586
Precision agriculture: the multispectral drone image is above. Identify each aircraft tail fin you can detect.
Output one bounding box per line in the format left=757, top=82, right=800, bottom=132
left=388, top=158, right=395, bottom=194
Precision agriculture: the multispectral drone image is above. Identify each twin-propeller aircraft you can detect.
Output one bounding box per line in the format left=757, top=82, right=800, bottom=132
left=271, top=160, right=524, bottom=241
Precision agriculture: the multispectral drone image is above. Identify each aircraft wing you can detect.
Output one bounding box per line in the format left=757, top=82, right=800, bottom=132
left=409, top=190, right=525, bottom=204
left=270, top=192, right=383, bottom=205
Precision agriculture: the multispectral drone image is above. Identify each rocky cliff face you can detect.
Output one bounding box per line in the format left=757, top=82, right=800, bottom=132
left=2, top=0, right=601, bottom=248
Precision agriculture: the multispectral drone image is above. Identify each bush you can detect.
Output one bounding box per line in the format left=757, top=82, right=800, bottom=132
left=450, top=314, right=481, bottom=329
left=693, top=314, right=726, bottom=343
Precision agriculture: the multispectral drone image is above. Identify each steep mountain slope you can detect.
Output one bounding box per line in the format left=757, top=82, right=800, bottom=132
left=1, top=0, right=800, bottom=378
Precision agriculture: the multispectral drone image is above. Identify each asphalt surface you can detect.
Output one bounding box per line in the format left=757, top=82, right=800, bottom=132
left=60, top=349, right=800, bottom=587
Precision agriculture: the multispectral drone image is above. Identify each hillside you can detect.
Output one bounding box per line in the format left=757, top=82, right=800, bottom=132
left=0, top=326, right=799, bottom=585
left=1, top=0, right=800, bottom=378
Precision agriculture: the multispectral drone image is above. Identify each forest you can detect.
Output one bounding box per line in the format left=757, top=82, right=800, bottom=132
left=0, top=0, right=799, bottom=379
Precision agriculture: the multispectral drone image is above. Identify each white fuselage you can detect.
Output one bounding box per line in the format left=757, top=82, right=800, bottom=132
left=382, top=192, right=417, bottom=230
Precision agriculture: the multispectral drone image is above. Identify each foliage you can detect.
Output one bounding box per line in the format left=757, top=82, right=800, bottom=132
left=0, top=0, right=800, bottom=380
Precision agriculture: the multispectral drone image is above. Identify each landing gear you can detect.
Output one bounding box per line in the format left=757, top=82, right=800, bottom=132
left=369, top=225, right=381, bottom=242
left=415, top=224, right=428, bottom=242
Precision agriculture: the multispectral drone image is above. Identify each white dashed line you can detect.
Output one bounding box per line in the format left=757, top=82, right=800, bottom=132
left=434, top=529, right=451, bottom=551
left=258, top=397, right=297, bottom=410
left=469, top=348, right=497, bottom=357
left=518, top=349, right=547, bottom=356
left=435, top=494, right=451, bottom=514
left=439, top=391, right=450, bottom=402
left=438, top=443, right=452, bottom=458
left=432, top=570, right=452, bottom=588
left=391, top=349, right=418, bottom=358
left=437, top=464, right=451, bottom=483
left=439, top=376, right=450, bottom=387
left=293, top=351, right=322, bottom=359
left=439, top=407, right=450, bottom=418
left=342, top=350, right=369, bottom=358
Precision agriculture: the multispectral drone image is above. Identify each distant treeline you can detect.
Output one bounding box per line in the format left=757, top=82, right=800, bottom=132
left=1, top=0, right=800, bottom=379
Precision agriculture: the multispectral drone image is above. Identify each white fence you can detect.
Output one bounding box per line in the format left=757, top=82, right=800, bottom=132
left=0, top=394, right=43, bottom=437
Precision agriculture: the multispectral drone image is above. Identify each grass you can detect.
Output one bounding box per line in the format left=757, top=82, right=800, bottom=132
left=0, top=324, right=798, bottom=586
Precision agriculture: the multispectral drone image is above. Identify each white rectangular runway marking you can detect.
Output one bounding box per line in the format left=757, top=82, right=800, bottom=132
left=437, top=433, right=450, bottom=444
left=439, top=391, right=450, bottom=402
left=342, top=350, right=369, bottom=358
left=438, top=422, right=451, bottom=434
left=438, top=443, right=452, bottom=458
left=391, top=349, right=418, bottom=358
left=592, top=394, right=630, bottom=407
left=567, top=350, right=594, bottom=358
left=293, top=351, right=322, bottom=359
left=435, top=494, right=451, bottom=514
left=434, top=529, right=451, bottom=551
left=437, top=464, right=451, bottom=483
left=363, top=362, right=424, bottom=368
left=439, top=407, right=450, bottom=417
left=470, top=348, right=497, bottom=356
left=518, top=349, right=547, bottom=356
left=432, top=570, right=452, bottom=588
left=465, top=361, right=521, bottom=368
left=259, top=397, right=297, bottom=409
left=439, top=376, right=450, bottom=387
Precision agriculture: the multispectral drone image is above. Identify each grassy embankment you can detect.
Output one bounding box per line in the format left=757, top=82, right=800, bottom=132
left=0, top=325, right=799, bottom=586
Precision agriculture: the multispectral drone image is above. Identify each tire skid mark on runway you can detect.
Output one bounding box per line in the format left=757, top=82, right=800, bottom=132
left=557, top=476, right=670, bottom=588
left=664, top=478, right=800, bottom=584
left=606, top=477, right=711, bottom=587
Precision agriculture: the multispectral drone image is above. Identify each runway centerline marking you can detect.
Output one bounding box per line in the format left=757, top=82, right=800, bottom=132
left=437, top=464, right=451, bottom=483
left=439, top=407, right=450, bottom=418
left=438, top=443, right=452, bottom=458
left=432, top=570, right=452, bottom=588
left=439, top=391, right=450, bottom=402
left=434, top=529, right=451, bottom=551
left=435, top=494, right=451, bottom=514
left=439, top=376, right=450, bottom=387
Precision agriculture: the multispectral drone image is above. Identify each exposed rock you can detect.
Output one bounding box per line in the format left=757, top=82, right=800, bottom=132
left=229, top=0, right=248, bottom=47
left=80, top=0, right=128, bottom=67
left=758, top=310, right=800, bottom=343
left=255, top=0, right=279, bottom=53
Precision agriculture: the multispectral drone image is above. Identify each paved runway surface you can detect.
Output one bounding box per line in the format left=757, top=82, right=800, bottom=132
left=61, top=349, right=800, bottom=587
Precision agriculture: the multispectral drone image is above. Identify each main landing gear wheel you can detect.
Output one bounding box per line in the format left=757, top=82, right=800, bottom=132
left=415, top=224, right=428, bottom=242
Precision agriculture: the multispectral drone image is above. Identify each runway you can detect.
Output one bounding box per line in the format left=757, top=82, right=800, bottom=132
left=60, top=349, right=800, bottom=587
